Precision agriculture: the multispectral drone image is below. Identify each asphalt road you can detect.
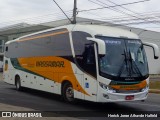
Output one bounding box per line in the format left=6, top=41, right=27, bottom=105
left=0, top=80, right=160, bottom=119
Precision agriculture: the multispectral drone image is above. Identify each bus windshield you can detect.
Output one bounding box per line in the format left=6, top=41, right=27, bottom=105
left=96, top=36, right=149, bottom=81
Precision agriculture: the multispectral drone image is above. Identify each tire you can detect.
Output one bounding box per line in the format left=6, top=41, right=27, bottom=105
left=62, top=82, right=75, bottom=102
left=15, top=76, right=22, bottom=91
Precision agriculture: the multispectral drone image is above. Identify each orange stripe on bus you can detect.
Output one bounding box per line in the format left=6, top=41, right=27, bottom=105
left=17, top=56, right=90, bottom=96
left=110, top=80, right=147, bottom=90
left=18, top=30, right=69, bottom=42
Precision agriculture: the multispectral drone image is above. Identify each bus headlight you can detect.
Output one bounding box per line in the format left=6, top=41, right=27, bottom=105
left=141, top=85, right=149, bottom=92
left=99, top=82, right=116, bottom=93
left=99, top=82, right=108, bottom=90
left=107, top=86, right=116, bottom=93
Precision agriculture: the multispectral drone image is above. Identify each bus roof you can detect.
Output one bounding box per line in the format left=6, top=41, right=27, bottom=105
left=69, top=24, right=139, bottom=39
left=6, top=24, right=139, bottom=45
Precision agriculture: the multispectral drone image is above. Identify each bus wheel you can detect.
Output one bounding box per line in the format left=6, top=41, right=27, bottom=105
left=15, top=76, right=21, bottom=91
left=62, top=82, right=74, bottom=102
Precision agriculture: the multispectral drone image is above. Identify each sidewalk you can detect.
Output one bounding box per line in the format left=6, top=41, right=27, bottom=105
left=149, top=89, right=160, bottom=94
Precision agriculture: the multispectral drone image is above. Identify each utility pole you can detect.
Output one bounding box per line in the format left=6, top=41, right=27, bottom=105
left=72, top=0, right=77, bottom=24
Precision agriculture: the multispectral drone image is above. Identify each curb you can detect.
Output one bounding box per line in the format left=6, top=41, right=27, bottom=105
left=149, top=89, right=160, bottom=94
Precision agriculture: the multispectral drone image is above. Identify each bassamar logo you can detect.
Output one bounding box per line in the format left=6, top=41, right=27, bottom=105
left=36, top=61, right=65, bottom=67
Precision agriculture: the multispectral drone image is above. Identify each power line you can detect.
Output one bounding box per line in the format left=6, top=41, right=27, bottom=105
left=0, top=0, right=75, bottom=27
left=104, top=0, right=160, bottom=25
left=105, top=0, right=140, bottom=14
left=88, top=0, right=127, bottom=16
left=86, top=0, right=142, bottom=25
left=86, top=0, right=135, bottom=19
left=76, top=16, right=160, bottom=27
left=93, top=0, right=149, bottom=22
left=79, top=0, right=150, bottom=12
left=90, top=0, right=139, bottom=19
left=1, top=0, right=160, bottom=30
left=86, top=0, right=160, bottom=27
left=3, top=10, right=160, bottom=30
left=0, top=16, right=70, bottom=29
left=84, top=10, right=160, bottom=21
left=0, top=11, right=72, bottom=29
left=97, top=12, right=160, bottom=23
left=0, top=10, right=72, bottom=23
left=52, top=0, right=72, bottom=23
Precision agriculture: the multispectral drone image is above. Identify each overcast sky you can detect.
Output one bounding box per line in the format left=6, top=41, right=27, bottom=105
left=1, top=0, right=160, bottom=31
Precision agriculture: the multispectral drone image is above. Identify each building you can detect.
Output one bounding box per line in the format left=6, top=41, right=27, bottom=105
left=0, top=17, right=160, bottom=74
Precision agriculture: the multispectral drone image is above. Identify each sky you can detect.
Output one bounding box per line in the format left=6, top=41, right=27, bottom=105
left=1, top=0, right=160, bottom=31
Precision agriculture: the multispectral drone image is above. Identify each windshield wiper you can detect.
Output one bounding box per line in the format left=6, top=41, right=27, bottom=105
left=129, top=50, right=143, bottom=77
left=118, top=49, right=143, bottom=78
left=117, top=49, right=129, bottom=77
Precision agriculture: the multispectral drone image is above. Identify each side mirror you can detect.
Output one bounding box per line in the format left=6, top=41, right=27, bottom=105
left=87, top=37, right=106, bottom=56
left=143, top=42, right=159, bottom=59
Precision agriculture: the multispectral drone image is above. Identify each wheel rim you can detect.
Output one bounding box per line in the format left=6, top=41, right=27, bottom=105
left=66, top=86, right=74, bottom=101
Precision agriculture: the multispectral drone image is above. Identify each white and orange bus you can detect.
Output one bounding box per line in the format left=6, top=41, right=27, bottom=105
left=3, top=24, right=159, bottom=102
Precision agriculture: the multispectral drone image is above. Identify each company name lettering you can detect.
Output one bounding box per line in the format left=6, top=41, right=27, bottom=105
left=120, top=85, right=138, bottom=89
left=36, top=61, right=65, bottom=67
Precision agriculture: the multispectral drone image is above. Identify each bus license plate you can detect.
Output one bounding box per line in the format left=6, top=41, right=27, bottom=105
left=125, top=95, right=134, bottom=100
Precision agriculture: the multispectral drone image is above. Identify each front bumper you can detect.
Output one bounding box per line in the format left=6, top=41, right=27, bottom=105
left=97, top=87, right=148, bottom=102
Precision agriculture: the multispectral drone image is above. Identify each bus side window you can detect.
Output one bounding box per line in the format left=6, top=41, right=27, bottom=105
left=83, top=44, right=96, bottom=77
left=72, top=31, right=97, bottom=78
left=83, top=44, right=95, bottom=64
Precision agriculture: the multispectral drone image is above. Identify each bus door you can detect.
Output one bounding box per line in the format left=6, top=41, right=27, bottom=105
left=83, top=44, right=97, bottom=101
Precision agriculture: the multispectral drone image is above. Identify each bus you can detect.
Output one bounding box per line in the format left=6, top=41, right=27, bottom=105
left=3, top=24, right=159, bottom=102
